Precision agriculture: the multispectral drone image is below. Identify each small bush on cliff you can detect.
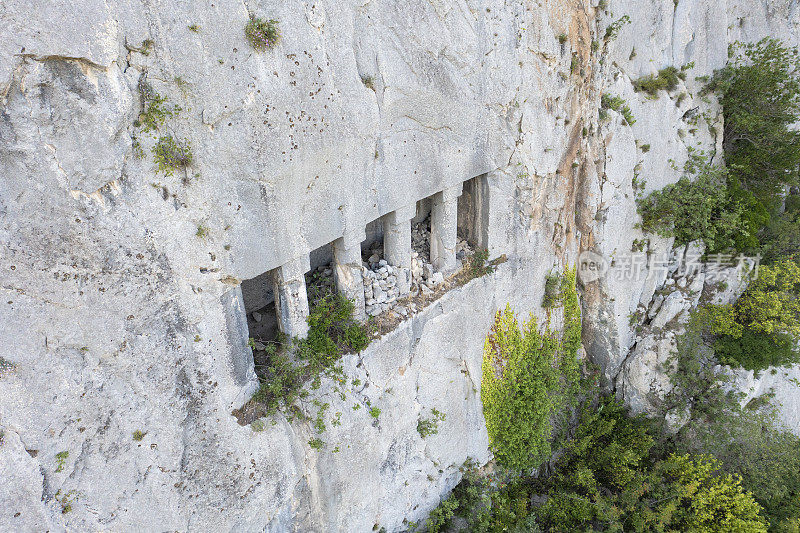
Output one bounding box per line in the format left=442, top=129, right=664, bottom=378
left=417, top=408, right=446, bottom=438
left=633, top=65, right=682, bottom=97
left=152, top=135, right=193, bottom=175
left=481, top=269, right=581, bottom=471
left=249, top=290, right=371, bottom=418
left=136, top=81, right=179, bottom=132
left=601, top=93, right=636, bottom=125
left=245, top=16, right=280, bottom=51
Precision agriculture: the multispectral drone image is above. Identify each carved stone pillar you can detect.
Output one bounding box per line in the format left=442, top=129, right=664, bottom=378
left=383, top=204, right=416, bottom=295
left=333, top=229, right=367, bottom=322
left=273, top=255, right=311, bottom=339
left=430, top=184, right=463, bottom=273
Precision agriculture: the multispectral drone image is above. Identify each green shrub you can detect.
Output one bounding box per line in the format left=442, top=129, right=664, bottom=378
left=55, top=451, right=69, bottom=473
left=714, top=330, right=799, bottom=371
left=468, top=249, right=493, bottom=279
left=652, top=454, right=767, bottom=532
left=481, top=269, right=581, bottom=471
left=736, top=259, right=800, bottom=338
left=432, top=393, right=769, bottom=533
left=132, top=430, right=146, bottom=441
left=637, top=155, right=748, bottom=251
left=250, top=291, right=371, bottom=417
left=152, top=135, right=193, bottom=175
left=542, top=273, right=561, bottom=308
left=425, top=495, right=459, bottom=533
left=0, top=356, right=15, bottom=377
left=308, top=437, right=324, bottom=449
left=245, top=16, right=280, bottom=51
left=661, top=310, right=800, bottom=531
left=633, top=66, right=681, bottom=96
left=417, top=408, right=446, bottom=438
left=422, top=464, right=540, bottom=532
left=601, top=93, right=635, bottom=125
left=604, top=15, right=630, bottom=41
left=136, top=81, right=179, bottom=132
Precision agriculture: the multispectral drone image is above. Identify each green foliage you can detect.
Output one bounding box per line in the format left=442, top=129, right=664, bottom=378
left=152, top=135, right=193, bottom=175
left=417, top=408, right=446, bottom=438
left=245, top=16, right=280, bottom=51
left=425, top=494, right=459, bottom=533
left=250, top=419, right=266, bottom=432
left=369, top=406, right=381, bottom=419
left=361, top=75, right=375, bottom=91
left=251, top=291, right=371, bottom=418
left=557, top=33, right=568, bottom=45
left=534, top=397, right=659, bottom=531
left=187, top=24, right=200, bottom=32
left=660, top=310, right=800, bottom=531
left=535, top=399, right=766, bottom=532
left=308, top=437, right=324, bottom=450
left=761, top=193, right=800, bottom=262
left=633, top=66, right=681, bottom=97
left=138, top=39, right=153, bottom=56
left=55, top=489, right=79, bottom=514
left=195, top=224, right=209, bottom=239
left=670, top=398, right=800, bottom=532
left=136, top=81, right=179, bottom=132
left=601, top=93, right=635, bottom=125
left=604, top=15, right=630, bottom=41
left=697, top=260, right=800, bottom=371
left=714, top=330, right=799, bottom=371
left=706, top=38, right=800, bottom=216
left=430, top=394, right=769, bottom=533
left=55, top=451, right=69, bottom=473
left=481, top=269, right=581, bottom=471
left=421, top=464, right=541, bottom=533
left=132, top=430, right=146, bottom=441
left=0, top=356, right=15, bottom=377
left=636, top=154, right=748, bottom=251
left=736, top=259, right=800, bottom=338
left=468, top=249, right=494, bottom=279
left=542, top=273, right=561, bottom=308
left=653, top=454, right=767, bottom=532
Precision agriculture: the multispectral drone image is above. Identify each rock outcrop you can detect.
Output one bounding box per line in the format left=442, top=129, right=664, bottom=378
left=1, top=0, right=800, bottom=531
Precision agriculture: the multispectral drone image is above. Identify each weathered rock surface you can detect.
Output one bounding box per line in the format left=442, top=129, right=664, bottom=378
left=2, top=0, right=800, bottom=530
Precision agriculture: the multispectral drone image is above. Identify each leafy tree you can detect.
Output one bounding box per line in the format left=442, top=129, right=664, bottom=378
left=707, top=38, right=800, bottom=213
left=735, top=259, right=800, bottom=338
left=481, top=270, right=581, bottom=472
left=652, top=454, right=767, bottom=533
left=660, top=310, right=800, bottom=531
left=637, top=155, right=748, bottom=251
left=692, top=261, right=800, bottom=370
left=713, top=329, right=799, bottom=371
left=532, top=397, right=769, bottom=532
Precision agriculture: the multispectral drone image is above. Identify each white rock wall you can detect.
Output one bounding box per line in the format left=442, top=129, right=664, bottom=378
left=1, top=0, right=588, bottom=530
left=2, top=0, right=800, bottom=530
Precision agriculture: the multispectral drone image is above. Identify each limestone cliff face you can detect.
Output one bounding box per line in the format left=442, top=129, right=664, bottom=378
left=0, top=0, right=798, bottom=531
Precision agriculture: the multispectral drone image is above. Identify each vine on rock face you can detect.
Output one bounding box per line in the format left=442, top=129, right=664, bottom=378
left=481, top=268, right=581, bottom=472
